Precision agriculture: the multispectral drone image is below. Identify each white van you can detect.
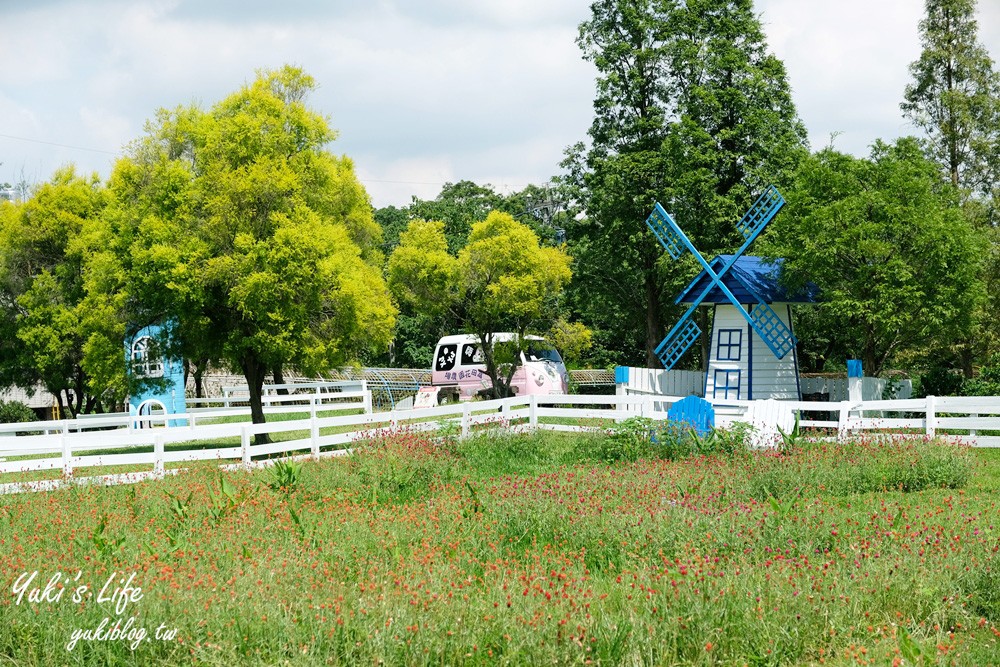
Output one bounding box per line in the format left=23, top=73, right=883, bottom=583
left=417, top=333, right=569, bottom=405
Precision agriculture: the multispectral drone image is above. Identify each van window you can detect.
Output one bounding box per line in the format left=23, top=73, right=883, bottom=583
left=435, top=344, right=458, bottom=371
left=461, top=344, right=484, bottom=365
left=526, top=341, right=563, bottom=363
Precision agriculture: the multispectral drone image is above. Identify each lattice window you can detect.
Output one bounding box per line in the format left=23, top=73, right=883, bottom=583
left=716, top=329, right=742, bottom=362
left=713, top=369, right=741, bottom=400
left=131, top=336, right=163, bottom=378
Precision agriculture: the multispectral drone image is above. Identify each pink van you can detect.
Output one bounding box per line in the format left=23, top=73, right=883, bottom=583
left=417, top=333, right=569, bottom=405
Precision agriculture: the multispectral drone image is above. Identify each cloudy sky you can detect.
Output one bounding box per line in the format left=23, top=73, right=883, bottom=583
left=2, top=0, right=999, bottom=208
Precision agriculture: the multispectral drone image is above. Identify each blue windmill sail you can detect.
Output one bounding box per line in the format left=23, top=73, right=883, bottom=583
left=645, top=186, right=797, bottom=370
left=735, top=186, right=784, bottom=242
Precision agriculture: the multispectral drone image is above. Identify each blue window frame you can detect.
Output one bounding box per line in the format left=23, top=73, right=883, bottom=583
left=713, top=369, right=741, bottom=400
left=716, top=329, right=742, bottom=361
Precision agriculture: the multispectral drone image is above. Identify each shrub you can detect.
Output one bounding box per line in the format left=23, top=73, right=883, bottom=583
left=918, top=363, right=964, bottom=397
left=0, top=400, right=36, bottom=424
left=451, top=426, right=548, bottom=476
left=348, top=429, right=456, bottom=504
left=594, top=417, right=656, bottom=463
left=963, top=352, right=1000, bottom=396
left=741, top=435, right=973, bottom=500
left=583, top=418, right=755, bottom=464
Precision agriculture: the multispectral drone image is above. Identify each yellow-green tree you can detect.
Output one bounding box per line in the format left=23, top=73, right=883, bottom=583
left=389, top=211, right=572, bottom=398
left=0, top=167, right=111, bottom=416
left=84, top=66, right=395, bottom=436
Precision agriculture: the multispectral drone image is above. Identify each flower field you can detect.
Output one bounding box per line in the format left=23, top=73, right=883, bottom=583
left=1, top=425, right=998, bottom=665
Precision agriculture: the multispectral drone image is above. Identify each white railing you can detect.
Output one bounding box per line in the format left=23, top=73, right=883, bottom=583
left=0, top=390, right=371, bottom=452
left=1, top=393, right=999, bottom=493
left=204, top=380, right=368, bottom=409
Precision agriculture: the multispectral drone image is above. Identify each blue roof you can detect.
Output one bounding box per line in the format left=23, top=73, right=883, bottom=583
left=676, top=255, right=818, bottom=305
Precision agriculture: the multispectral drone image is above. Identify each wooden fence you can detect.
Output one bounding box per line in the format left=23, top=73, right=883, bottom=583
left=0, top=392, right=998, bottom=494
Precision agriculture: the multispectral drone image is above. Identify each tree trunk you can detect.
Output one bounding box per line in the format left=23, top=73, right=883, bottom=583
left=240, top=355, right=271, bottom=445
left=73, top=373, right=85, bottom=416
left=698, top=308, right=711, bottom=371
left=54, top=391, right=65, bottom=421
left=193, top=362, right=205, bottom=399
left=272, top=365, right=289, bottom=395
left=644, top=271, right=661, bottom=368
left=959, top=343, right=975, bottom=378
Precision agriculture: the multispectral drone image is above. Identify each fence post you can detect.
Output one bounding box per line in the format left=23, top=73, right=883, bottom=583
left=153, top=435, right=164, bottom=478
left=925, top=395, right=936, bottom=438
left=310, top=402, right=320, bottom=460
left=836, top=401, right=851, bottom=441
left=241, top=426, right=251, bottom=468
left=362, top=382, right=372, bottom=414
left=61, top=434, right=72, bottom=478
left=529, top=395, right=538, bottom=430
left=461, top=402, right=471, bottom=439
left=970, top=413, right=978, bottom=439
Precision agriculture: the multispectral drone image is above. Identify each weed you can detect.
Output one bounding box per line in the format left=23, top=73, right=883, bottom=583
left=267, top=458, right=304, bottom=493
left=74, top=514, right=124, bottom=562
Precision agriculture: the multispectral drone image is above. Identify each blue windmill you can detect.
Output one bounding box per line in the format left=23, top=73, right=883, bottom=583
left=646, top=186, right=814, bottom=401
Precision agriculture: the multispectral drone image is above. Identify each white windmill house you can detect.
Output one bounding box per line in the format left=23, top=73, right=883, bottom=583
left=646, top=186, right=817, bottom=400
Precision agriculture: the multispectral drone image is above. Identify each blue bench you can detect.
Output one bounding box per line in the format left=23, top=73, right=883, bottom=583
left=666, top=395, right=715, bottom=436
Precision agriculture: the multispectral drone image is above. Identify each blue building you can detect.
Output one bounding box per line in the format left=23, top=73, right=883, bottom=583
left=675, top=255, right=817, bottom=401
left=126, top=323, right=186, bottom=426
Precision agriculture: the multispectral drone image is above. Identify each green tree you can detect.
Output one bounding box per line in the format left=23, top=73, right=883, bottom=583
left=407, top=181, right=507, bottom=254
left=385, top=219, right=461, bottom=368
left=388, top=212, right=572, bottom=397
left=0, top=167, right=111, bottom=416
left=84, top=66, right=396, bottom=438
left=565, top=0, right=806, bottom=368
left=374, top=180, right=575, bottom=368
left=902, top=0, right=1000, bottom=197
left=767, top=138, right=983, bottom=376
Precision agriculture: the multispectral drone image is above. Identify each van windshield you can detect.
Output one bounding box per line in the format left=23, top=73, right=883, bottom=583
left=525, top=342, right=563, bottom=364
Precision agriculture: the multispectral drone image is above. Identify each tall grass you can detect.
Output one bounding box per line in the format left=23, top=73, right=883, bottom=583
left=0, top=426, right=994, bottom=665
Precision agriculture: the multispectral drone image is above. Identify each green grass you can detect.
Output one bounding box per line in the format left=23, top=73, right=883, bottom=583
left=0, top=427, right=997, bottom=665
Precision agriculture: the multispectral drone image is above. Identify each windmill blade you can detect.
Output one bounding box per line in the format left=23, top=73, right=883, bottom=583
left=735, top=185, right=784, bottom=244
left=646, top=203, right=689, bottom=261
left=646, top=185, right=795, bottom=370
left=748, top=302, right=797, bottom=359
left=698, top=267, right=797, bottom=360
left=654, top=307, right=702, bottom=370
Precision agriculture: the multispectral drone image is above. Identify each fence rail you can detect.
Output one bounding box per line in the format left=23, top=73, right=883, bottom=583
left=1, top=392, right=998, bottom=493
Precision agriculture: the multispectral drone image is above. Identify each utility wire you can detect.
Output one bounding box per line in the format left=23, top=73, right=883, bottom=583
left=0, top=132, right=535, bottom=191
left=0, top=133, right=118, bottom=155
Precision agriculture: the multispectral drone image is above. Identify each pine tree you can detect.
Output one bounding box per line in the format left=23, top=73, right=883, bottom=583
left=902, top=0, right=1000, bottom=197
left=565, top=0, right=806, bottom=367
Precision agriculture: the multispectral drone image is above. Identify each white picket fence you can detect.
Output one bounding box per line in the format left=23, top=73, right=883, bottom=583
left=614, top=366, right=915, bottom=402
left=0, top=392, right=998, bottom=494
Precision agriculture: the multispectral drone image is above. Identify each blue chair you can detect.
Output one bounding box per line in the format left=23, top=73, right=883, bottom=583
left=666, top=395, right=715, bottom=436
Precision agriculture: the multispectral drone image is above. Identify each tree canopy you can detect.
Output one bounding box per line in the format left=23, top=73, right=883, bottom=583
left=388, top=211, right=572, bottom=397
left=902, top=0, right=1000, bottom=198
left=83, top=66, right=395, bottom=434
left=0, top=167, right=110, bottom=416
left=766, top=138, right=984, bottom=376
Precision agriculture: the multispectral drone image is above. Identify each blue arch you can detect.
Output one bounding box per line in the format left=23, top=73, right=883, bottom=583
left=126, top=323, right=186, bottom=427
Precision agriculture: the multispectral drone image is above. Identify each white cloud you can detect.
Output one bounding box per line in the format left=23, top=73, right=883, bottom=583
left=355, top=155, right=457, bottom=207
left=757, top=0, right=924, bottom=154
left=1, top=0, right=998, bottom=204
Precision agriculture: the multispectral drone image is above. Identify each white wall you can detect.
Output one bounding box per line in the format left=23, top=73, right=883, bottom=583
left=800, top=376, right=913, bottom=401
left=615, top=367, right=703, bottom=397
left=705, top=304, right=799, bottom=400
